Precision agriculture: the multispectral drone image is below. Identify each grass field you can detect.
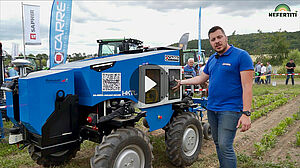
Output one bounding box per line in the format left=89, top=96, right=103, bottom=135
left=1, top=84, right=300, bottom=168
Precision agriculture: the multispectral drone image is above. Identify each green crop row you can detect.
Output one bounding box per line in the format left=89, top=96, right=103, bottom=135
left=296, top=132, right=300, bottom=147
left=252, top=93, right=285, bottom=110
left=251, top=97, right=288, bottom=121
left=253, top=112, right=300, bottom=157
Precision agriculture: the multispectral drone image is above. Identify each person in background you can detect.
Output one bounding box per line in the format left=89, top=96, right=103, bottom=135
left=254, top=61, right=261, bottom=84
left=195, top=62, right=205, bottom=76
left=260, top=63, right=266, bottom=84
left=8, top=65, right=19, bottom=77
left=197, top=62, right=208, bottom=97
left=286, top=59, right=296, bottom=85
left=184, top=58, right=197, bottom=94
left=184, top=58, right=196, bottom=79
left=266, top=62, right=272, bottom=84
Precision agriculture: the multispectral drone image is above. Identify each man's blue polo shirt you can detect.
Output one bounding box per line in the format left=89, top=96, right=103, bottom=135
left=203, top=45, right=253, bottom=112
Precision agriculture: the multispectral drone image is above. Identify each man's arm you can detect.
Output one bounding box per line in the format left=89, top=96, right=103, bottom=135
left=236, top=70, right=253, bottom=132
left=181, top=72, right=209, bottom=85
left=172, top=72, right=209, bottom=91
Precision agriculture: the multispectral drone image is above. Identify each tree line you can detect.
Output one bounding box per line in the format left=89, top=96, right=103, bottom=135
left=172, top=30, right=300, bottom=66
left=3, top=52, right=96, bottom=69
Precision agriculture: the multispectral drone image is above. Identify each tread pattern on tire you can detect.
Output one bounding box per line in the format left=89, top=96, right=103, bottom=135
left=203, top=122, right=212, bottom=140
left=28, top=143, right=79, bottom=167
left=165, top=112, right=203, bottom=167
left=91, top=127, right=153, bottom=168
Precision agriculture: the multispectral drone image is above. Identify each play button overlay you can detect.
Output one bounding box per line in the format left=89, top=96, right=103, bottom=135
left=145, top=76, right=157, bottom=93
left=129, top=64, right=181, bottom=106
left=130, top=64, right=168, bottom=104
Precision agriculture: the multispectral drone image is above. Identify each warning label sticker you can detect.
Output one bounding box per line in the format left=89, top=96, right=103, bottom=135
left=102, top=73, right=121, bottom=91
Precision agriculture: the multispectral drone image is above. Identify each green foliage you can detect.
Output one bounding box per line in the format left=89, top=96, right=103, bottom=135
left=252, top=93, right=284, bottom=110
left=273, top=49, right=300, bottom=75
left=254, top=113, right=299, bottom=156
left=286, top=49, right=300, bottom=65
left=296, top=132, right=300, bottom=147
left=69, top=53, right=87, bottom=62
left=251, top=94, right=288, bottom=121
left=292, top=111, right=300, bottom=120
left=237, top=153, right=298, bottom=168
left=172, top=31, right=300, bottom=66
left=251, top=85, right=300, bottom=120
left=268, top=31, right=290, bottom=65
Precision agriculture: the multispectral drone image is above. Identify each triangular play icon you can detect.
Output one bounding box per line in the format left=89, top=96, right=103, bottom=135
left=145, top=76, right=157, bottom=93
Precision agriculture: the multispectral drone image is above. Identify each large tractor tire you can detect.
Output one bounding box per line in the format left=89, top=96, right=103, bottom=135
left=28, top=143, right=79, bottom=167
left=165, top=112, right=203, bottom=167
left=203, top=122, right=212, bottom=140
left=90, top=127, right=153, bottom=168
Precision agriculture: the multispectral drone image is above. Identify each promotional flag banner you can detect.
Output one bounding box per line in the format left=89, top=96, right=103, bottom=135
left=198, top=7, right=203, bottom=64
left=178, top=33, right=189, bottom=50
left=49, top=0, right=72, bottom=68
left=23, top=4, right=41, bottom=45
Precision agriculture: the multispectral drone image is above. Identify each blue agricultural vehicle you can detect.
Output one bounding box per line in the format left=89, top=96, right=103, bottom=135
left=2, top=39, right=205, bottom=167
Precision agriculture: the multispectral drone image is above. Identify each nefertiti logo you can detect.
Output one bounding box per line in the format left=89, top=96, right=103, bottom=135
left=269, top=4, right=297, bottom=17
left=275, top=4, right=291, bottom=12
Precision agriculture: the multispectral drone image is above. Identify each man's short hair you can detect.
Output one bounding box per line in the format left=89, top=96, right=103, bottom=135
left=208, top=26, right=226, bottom=38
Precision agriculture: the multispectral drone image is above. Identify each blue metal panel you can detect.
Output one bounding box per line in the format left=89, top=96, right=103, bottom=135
left=6, top=91, right=14, bottom=121
left=6, top=49, right=182, bottom=135
left=18, top=70, right=75, bottom=135
left=71, top=50, right=180, bottom=106
left=144, top=104, right=173, bottom=132
left=4, top=78, right=18, bottom=125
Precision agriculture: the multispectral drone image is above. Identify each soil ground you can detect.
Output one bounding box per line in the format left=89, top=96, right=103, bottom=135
left=234, top=95, right=300, bottom=161
left=146, top=94, right=300, bottom=168
left=263, top=119, right=300, bottom=163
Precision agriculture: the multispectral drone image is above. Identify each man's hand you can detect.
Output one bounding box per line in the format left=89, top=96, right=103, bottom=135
left=172, top=79, right=181, bottom=92
left=236, top=114, right=251, bottom=132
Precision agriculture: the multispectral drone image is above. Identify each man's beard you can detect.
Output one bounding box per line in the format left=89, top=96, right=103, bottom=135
left=215, top=44, right=228, bottom=55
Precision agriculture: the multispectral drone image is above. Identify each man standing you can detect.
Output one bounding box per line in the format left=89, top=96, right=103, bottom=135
left=254, top=61, right=261, bottom=84
left=266, top=62, right=272, bottom=84
left=173, top=26, right=253, bottom=168
left=286, top=59, right=296, bottom=85
left=260, top=63, right=266, bottom=84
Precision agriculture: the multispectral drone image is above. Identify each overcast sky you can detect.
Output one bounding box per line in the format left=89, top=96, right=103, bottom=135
left=0, top=0, right=300, bottom=56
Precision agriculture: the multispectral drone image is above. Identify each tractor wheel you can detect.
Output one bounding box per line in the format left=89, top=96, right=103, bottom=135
left=203, top=122, right=212, bottom=140
left=165, top=112, right=203, bottom=167
left=28, top=143, right=79, bottom=167
left=90, top=127, right=153, bottom=168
